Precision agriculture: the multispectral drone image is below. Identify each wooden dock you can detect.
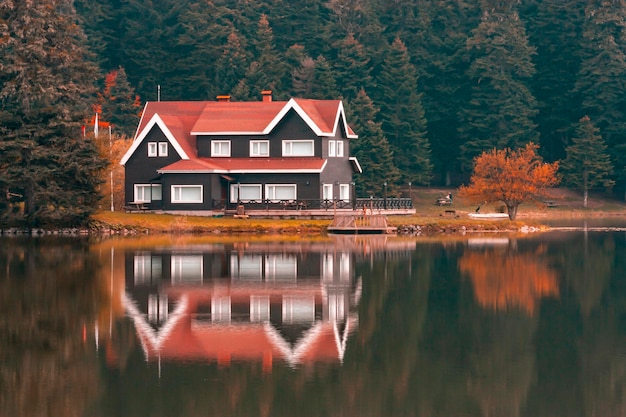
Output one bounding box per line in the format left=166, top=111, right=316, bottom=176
left=327, top=214, right=395, bottom=235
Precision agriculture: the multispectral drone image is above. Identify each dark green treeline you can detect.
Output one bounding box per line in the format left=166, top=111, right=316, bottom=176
left=73, top=0, right=626, bottom=195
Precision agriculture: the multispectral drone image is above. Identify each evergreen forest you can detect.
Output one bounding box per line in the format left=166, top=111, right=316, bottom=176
left=2, top=0, right=626, bottom=226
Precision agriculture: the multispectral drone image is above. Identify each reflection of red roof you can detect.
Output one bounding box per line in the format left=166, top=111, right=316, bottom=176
left=123, top=288, right=357, bottom=370
left=159, top=158, right=327, bottom=173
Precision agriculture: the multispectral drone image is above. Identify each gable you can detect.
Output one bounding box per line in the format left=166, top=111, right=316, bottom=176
left=120, top=113, right=192, bottom=166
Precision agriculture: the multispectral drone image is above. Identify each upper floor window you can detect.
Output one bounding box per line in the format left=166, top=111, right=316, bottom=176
left=328, top=140, right=344, bottom=157
left=250, top=140, right=269, bottom=157
left=148, top=142, right=157, bottom=157
left=282, top=140, right=314, bottom=157
left=148, top=142, right=168, bottom=157
left=158, top=142, right=168, bottom=157
left=211, top=140, right=231, bottom=157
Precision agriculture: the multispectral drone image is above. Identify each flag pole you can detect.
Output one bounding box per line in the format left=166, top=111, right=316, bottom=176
left=109, top=125, right=114, bottom=212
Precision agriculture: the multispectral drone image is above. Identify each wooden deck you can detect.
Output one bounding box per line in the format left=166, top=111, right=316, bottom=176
left=327, top=214, right=395, bottom=235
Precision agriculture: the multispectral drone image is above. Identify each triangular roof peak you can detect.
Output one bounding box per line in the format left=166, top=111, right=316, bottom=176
left=120, top=113, right=191, bottom=166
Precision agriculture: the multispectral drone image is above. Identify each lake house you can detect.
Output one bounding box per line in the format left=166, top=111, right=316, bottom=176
left=120, top=91, right=362, bottom=215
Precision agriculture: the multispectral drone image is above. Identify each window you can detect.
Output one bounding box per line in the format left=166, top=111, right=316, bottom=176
left=339, top=184, right=350, bottom=202
left=322, top=184, right=333, bottom=200
left=282, top=140, right=314, bottom=156
left=211, top=140, right=231, bottom=157
left=171, top=185, right=203, bottom=203
left=250, top=295, right=270, bottom=322
left=211, top=295, right=231, bottom=322
left=134, top=255, right=162, bottom=284
left=282, top=295, right=315, bottom=323
left=266, top=184, right=296, bottom=201
left=171, top=255, right=203, bottom=284
left=134, top=184, right=162, bottom=202
left=265, top=255, right=297, bottom=281
left=250, top=140, right=269, bottom=157
left=230, top=184, right=262, bottom=203
left=328, top=140, right=344, bottom=157
left=158, top=142, right=168, bottom=157
left=231, top=254, right=263, bottom=280
left=148, top=142, right=157, bottom=157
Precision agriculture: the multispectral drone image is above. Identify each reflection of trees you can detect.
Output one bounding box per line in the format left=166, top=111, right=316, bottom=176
left=0, top=238, right=101, bottom=417
left=459, top=248, right=559, bottom=315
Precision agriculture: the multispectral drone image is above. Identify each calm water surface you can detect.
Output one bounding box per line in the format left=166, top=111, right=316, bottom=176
left=1, top=231, right=625, bottom=417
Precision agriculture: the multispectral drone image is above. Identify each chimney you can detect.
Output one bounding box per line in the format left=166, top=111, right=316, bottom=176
left=261, top=90, right=272, bottom=103
left=217, top=95, right=231, bottom=102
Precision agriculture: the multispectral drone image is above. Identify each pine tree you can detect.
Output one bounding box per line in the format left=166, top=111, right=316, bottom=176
left=237, top=14, right=285, bottom=100
left=374, top=37, right=432, bottom=185
left=214, top=31, right=250, bottom=97
left=575, top=0, right=626, bottom=200
left=561, top=116, right=614, bottom=208
left=100, top=67, right=141, bottom=137
left=310, top=56, right=340, bottom=100
left=522, top=0, right=584, bottom=162
left=0, top=0, right=106, bottom=227
left=415, top=0, right=479, bottom=185
left=347, top=89, right=400, bottom=197
left=458, top=4, right=538, bottom=170
left=333, top=34, right=373, bottom=101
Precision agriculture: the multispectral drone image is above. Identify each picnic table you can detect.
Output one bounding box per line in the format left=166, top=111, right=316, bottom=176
left=125, top=202, right=148, bottom=213
left=435, top=197, right=452, bottom=206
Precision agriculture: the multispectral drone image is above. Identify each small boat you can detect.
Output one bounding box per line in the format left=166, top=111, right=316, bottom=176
left=467, top=212, right=509, bottom=220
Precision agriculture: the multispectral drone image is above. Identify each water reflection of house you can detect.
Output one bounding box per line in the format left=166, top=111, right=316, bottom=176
left=123, top=243, right=361, bottom=369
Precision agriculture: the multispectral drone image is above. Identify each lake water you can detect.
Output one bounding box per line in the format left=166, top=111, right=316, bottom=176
left=1, top=230, right=625, bottom=417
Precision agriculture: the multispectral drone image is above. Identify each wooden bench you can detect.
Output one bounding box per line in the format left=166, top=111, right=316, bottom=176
left=435, top=198, right=452, bottom=206
left=543, top=200, right=558, bottom=208
left=124, top=202, right=148, bottom=213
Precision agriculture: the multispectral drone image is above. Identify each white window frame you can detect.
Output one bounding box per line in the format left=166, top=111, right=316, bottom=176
left=158, top=142, right=168, bottom=157
left=250, top=140, right=269, bottom=157
left=328, top=140, right=336, bottom=157
left=250, top=295, right=270, bottom=322
left=282, top=140, right=314, bottom=157
left=230, top=184, right=262, bottom=203
left=211, top=140, right=231, bottom=157
left=134, top=184, right=162, bottom=202
left=147, top=142, right=158, bottom=157
left=171, top=255, right=203, bottom=285
left=328, top=140, right=344, bottom=157
left=339, top=183, right=350, bottom=202
left=171, top=185, right=203, bottom=203
left=336, top=140, right=344, bottom=157
left=322, top=184, right=333, bottom=200
left=265, top=184, right=297, bottom=202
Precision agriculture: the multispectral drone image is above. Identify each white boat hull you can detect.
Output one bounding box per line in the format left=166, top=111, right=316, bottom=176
left=467, top=213, right=509, bottom=220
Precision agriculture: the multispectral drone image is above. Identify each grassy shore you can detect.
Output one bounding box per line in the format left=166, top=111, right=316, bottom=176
left=90, top=188, right=626, bottom=235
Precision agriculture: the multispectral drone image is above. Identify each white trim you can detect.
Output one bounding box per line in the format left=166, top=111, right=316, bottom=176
left=250, top=140, right=270, bottom=157
left=211, top=140, right=231, bottom=157
left=265, top=184, right=297, bottom=201
left=158, top=142, right=168, bottom=157
left=349, top=157, right=362, bottom=173
left=193, top=99, right=359, bottom=140
left=282, top=139, right=315, bottom=157
left=120, top=113, right=190, bottom=165
left=147, top=142, right=158, bottom=157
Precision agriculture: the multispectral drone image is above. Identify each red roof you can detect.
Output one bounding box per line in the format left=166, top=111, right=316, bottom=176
left=121, top=97, right=356, bottom=167
left=158, top=158, right=327, bottom=174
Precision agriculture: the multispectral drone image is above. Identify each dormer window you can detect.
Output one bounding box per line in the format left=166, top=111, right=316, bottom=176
left=211, top=140, right=231, bottom=157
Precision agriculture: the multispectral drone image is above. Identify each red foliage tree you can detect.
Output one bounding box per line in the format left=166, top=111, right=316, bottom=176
left=458, top=143, right=559, bottom=220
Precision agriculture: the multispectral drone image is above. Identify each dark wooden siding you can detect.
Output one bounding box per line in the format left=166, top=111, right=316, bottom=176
left=124, top=126, right=182, bottom=204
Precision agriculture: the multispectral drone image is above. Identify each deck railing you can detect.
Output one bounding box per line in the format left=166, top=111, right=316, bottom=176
left=214, top=197, right=413, bottom=211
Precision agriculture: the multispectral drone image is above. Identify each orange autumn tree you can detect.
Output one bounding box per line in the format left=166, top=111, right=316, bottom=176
left=458, top=143, right=559, bottom=220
